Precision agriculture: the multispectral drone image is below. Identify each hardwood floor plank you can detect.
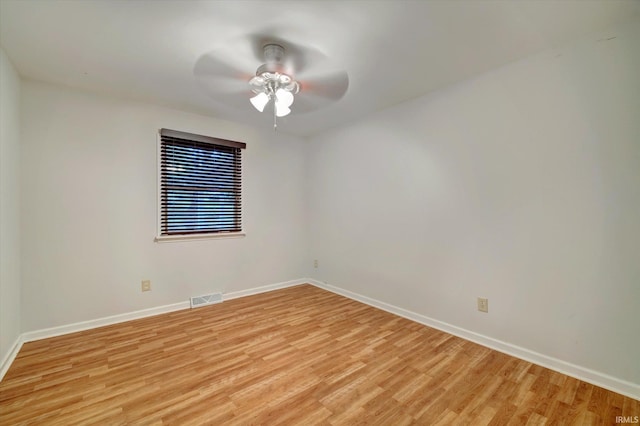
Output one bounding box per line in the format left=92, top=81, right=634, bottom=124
left=1, top=284, right=637, bottom=425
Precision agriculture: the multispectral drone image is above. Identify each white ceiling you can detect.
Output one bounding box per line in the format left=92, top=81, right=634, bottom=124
left=1, top=0, right=639, bottom=137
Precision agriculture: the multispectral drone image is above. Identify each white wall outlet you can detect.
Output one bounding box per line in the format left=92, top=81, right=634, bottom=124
left=477, top=297, right=488, bottom=313
left=141, top=280, right=151, bottom=292
left=314, top=259, right=318, bottom=268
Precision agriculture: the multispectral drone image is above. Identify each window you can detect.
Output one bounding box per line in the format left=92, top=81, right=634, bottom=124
left=157, top=128, right=246, bottom=240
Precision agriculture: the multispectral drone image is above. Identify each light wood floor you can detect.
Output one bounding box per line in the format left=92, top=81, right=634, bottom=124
left=1, top=284, right=637, bottom=425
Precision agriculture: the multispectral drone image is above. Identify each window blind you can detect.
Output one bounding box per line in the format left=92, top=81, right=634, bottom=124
left=159, top=129, right=246, bottom=236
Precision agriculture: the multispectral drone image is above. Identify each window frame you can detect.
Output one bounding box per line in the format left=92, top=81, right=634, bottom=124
left=155, top=128, right=246, bottom=243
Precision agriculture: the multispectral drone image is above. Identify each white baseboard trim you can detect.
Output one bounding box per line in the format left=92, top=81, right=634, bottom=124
left=19, top=279, right=308, bottom=345
left=7, top=277, right=637, bottom=400
left=21, top=301, right=191, bottom=344
left=1, top=279, right=310, bottom=381
left=307, top=279, right=640, bottom=400
left=0, top=335, right=24, bottom=382
left=223, top=278, right=307, bottom=301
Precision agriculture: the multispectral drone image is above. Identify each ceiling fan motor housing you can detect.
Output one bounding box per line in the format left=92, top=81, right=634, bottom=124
left=263, top=44, right=285, bottom=63
left=250, top=43, right=299, bottom=95
left=255, top=44, right=288, bottom=76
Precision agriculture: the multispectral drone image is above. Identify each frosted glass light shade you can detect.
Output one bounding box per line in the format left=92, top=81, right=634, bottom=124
left=275, top=89, right=294, bottom=107
left=275, top=103, right=291, bottom=117
left=250, top=92, right=269, bottom=112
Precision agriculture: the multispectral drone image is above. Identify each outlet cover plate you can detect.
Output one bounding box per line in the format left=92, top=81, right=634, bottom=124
left=477, top=297, right=488, bottom=313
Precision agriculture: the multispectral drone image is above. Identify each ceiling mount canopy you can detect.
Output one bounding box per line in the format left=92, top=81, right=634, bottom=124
left=249, top=44, right=300, bottom=128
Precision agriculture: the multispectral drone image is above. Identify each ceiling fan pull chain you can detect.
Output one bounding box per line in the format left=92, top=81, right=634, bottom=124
left=273, top=98, right=278, bottom=131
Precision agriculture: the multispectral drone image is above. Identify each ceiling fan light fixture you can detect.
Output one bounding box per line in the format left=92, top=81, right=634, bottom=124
left=249, top=75, right=265, bottom=87
left=248, top=43, right=307, bottom=129
left=275, top=88, right=294, bottom=107
left=250, top=92, right=269, bottom=112
left=275, top=103, right=291, bottom=117
left=249, top=70, right=299, bottom=128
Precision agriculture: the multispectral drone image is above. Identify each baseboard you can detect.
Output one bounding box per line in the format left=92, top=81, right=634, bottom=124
left=8, top=277, right=637, bottom=399
left=0, top=335, right=24, bottom=381
left=1, top=278, right=309, bottom=381
left=21, top=301, right=192, bottom=344
left=223, top=278, right=307, bottom=301
left=306, top=279, right=640, bottom=400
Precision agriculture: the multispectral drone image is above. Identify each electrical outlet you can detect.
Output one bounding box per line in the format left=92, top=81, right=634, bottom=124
left=477, top=297, right=488, bottom=313
left=142, top=280, right=151, bottom=292
left=314, top=259, right=318, bottom=268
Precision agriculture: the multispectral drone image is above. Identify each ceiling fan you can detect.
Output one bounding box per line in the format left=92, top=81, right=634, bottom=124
left=194, top=34, right=349, bottom=130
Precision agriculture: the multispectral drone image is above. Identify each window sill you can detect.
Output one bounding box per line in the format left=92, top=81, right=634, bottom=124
left=155, top=232, right=246, bottom=243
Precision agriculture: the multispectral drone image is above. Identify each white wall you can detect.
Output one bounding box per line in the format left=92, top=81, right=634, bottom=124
left=0, top=48, right=22, bottom=365
left=20, top=81, right=309, bottom=331
left=308, top=20, right=640, bottom=384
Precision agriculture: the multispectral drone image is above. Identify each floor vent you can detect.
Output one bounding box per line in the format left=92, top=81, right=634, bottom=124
left=190, top=293, right=223, bottom=308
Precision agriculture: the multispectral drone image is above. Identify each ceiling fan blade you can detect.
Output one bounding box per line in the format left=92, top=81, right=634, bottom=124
left=197, top=77, right=251, bottom=97
left=298, top=70, right=349, bottom=100
left=194, top=53, right=253, bottom=82
left=193, top=43, right=258, bottom=109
